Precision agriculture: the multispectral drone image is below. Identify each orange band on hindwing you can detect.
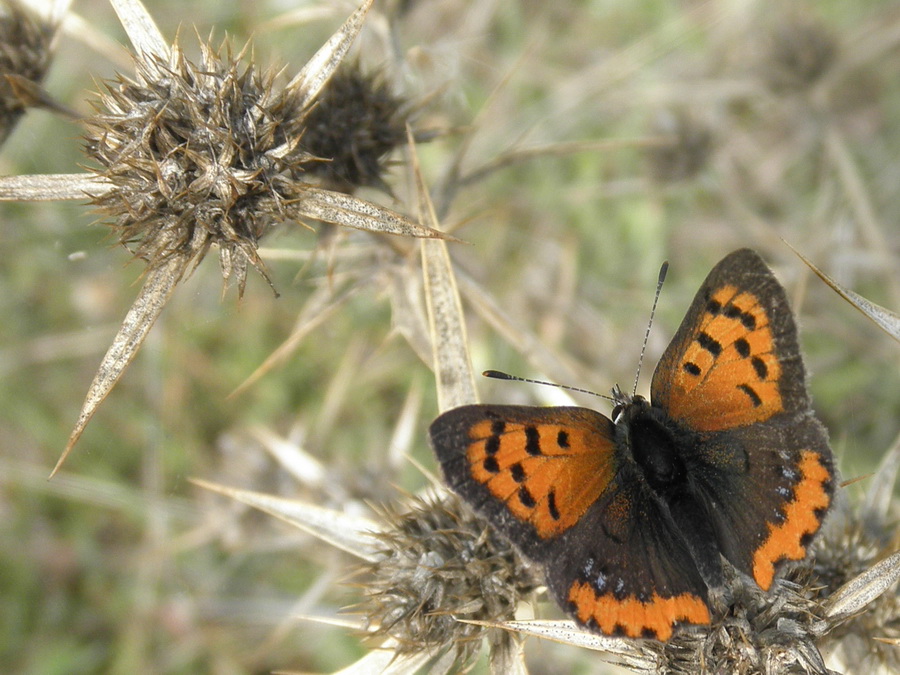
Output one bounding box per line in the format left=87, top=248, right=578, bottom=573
left=567, top=580, right=710, bottom=641
left=752, top=449, right=833, bottom=590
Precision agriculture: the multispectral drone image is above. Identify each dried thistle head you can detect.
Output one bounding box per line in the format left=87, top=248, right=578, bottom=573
left=807, top=463, right=900, bottom=673
left=49, top=0, right=450, bottom=475
left=761, top=13, right=838, bottom=93
left=357, top=494, right=540, bottom=664
left=645, top=110, right=713, bottom=183
left=300, top=62, right=407, bottom=193
left=0, top=0, right=56, bottom=143
left=84, top=39, right=309, bottom=295
left=629, top=567, right=828, bottom=675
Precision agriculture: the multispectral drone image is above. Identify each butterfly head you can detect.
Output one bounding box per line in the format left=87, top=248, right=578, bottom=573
left=610, top=384, right=648, bottom=424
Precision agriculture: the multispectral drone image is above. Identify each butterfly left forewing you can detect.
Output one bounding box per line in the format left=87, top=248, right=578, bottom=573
left=429, top=405, right=617, bottom=561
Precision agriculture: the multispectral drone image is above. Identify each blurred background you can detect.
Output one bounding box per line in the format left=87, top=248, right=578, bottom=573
left=1, top=0, right=897, bottom=672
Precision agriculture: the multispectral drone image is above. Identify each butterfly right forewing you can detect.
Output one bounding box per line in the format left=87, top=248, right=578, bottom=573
left=651, top=248, right=809, bottom=432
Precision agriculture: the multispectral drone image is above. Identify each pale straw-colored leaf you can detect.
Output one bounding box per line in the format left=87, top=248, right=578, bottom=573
left=788, top=243, right=900, bottom=343
left=410, top=129, right=477, bottom=412
left=461, top=618, right=652, bottom=667
left=108, top=0, right=170, bottom=63
left=190, top=478, right=383, bottom=562
left=287, top=0, right=373, bottom=107
left=824, top=549, right=900, bottom=621
left=423, top=239, right=478, bottom=411
left=0, top=173, right=113, bottom=200
left=52, top=254, right=186, bottom=477
left=327, top=645, right=431, bottom=675
left=295, top=187, right=451, bottom=240
left=248, top=426, right=326, bottom=489
left=293, top=613, right=367, bottom=631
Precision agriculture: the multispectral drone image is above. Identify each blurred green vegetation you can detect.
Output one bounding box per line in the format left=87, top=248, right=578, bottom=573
left=0, top=0, right=897, bottom=673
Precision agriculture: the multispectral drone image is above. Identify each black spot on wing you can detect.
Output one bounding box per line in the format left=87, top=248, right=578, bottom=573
left=510, top=462, right=526, bottom=483
left=751, top=356, right=768, bottom=380
left=684, top=362, right=701, bottom=376
left=548, top=490, right=560, bottom=520
left=737, top=383, right=762, bottom=407
left=697, top=331, right=722, bottom=357
left=518, top=485, right=536, bottom=508
left=525, top=426, right=542, bottom=456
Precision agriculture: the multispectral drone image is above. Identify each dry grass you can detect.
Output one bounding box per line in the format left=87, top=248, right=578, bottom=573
left=1, top=0, right=897, bottom=673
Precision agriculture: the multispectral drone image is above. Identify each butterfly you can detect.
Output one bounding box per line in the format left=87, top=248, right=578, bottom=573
left=429, top=248, right=836, bottom=641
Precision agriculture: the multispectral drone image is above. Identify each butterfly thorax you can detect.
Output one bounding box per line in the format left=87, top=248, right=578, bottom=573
left=616, top=395, right=692, bottom=495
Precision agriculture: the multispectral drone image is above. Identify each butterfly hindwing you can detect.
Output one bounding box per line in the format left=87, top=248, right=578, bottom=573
left=545, top=466, right=713, bottom=640
left=685, top=416, right=835, bottom=591
left=430, top=404, right=618, bottom=561
left=651, top=248, right=809, bottom=431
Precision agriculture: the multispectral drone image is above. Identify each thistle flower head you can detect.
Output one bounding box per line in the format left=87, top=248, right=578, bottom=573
left=645, top=110, right=713, bottom=183
left=357, top=494, right=540, bottom=663
left=761, top=13, right=838, bottom=93
left=300, top=62, right=407, bottom=193
left=85, top=39, right=310, bottom=294
left=0, top=0, right=56, bottom=143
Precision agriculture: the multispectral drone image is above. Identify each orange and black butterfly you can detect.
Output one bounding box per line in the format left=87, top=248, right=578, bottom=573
left=429, top=249, right=836, bottom=641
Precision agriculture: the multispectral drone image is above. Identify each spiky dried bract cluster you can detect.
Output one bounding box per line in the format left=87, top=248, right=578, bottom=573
left=647, top=571, right=831, bottom=675
left=810, top=505, right=900, bottom=672
left=85, top=40, right=313, bottom=294
left=761, top=13, right=838, bottom=93
left=358, top=495, right=539, bottom=663
left=300, top=63, right=406, bottom=192
left=647, top=504, right=899, bottom=674
left=0, top=0, right=54, bottom=142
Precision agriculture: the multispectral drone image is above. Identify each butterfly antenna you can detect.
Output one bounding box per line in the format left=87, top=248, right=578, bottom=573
left=483, top=370, right=616, bottom=403
left=632, top=261, right=669, bottom=398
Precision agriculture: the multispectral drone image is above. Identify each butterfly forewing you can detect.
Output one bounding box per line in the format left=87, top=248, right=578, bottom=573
left=651, top=249, right=809, bottom=432
left=430, top=405, right=618, bottom=560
